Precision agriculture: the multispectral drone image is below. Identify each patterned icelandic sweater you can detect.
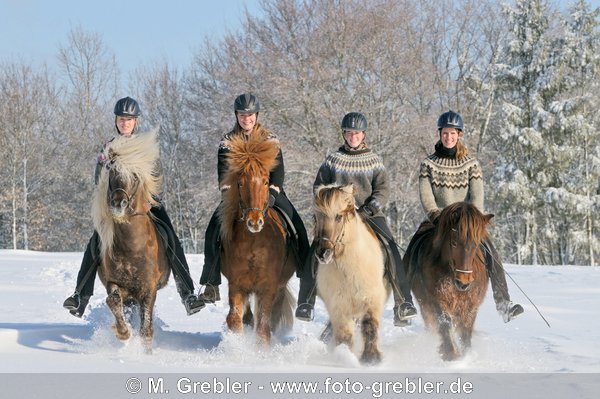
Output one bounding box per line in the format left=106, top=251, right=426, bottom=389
left=418, top=147, right=484, bottom=219
left=314, top=146, right=389, bottom=215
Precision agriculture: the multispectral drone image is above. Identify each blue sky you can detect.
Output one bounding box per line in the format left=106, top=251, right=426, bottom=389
left=0, top=0, right=261, bottom=75
left=1, top=0, right=599, bottom=78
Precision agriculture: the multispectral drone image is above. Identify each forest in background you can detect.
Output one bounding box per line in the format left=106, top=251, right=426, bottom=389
left=0, top=0, right=598, bottom=266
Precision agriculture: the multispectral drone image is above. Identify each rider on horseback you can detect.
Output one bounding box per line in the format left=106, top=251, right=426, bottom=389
left=198, top=93, right=310, bottom=304
left=295, top=112, right=418, bottom=326
left=414, top=110, right=523, bottom=322
left=63, top=96, right=205, bottom=317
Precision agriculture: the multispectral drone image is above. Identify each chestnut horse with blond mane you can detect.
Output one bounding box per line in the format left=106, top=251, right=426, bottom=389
left=218, top=134, right=296, bottom=345
left=92, top=128, right=170, bottom=352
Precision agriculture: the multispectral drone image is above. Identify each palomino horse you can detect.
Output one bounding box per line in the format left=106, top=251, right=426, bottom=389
left=218, top=134, right=296, bottom=345
left=404, top=202, right=493, bottom=361
left=92, top=128, right=170, bottom=352
left=313, top=184, right=389, bottom=364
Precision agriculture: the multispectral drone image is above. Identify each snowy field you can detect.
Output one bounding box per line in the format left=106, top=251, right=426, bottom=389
left=0, top=249, right=598, bottom=398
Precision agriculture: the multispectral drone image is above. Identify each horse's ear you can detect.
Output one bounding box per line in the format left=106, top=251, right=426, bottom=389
left=314, top=184, right=325, bottom=197
left=485, top=213, right=494, bottom=223
left=341, top=184, right=354, bottom=195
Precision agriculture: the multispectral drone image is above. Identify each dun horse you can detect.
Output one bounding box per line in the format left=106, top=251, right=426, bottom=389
left=92, top=128, right=170, bottom=351
left=404, top=202, right=492, bottom=361
left=219, top=135, right=296, bottom=345
left=313, top=184, right=389, bottom=364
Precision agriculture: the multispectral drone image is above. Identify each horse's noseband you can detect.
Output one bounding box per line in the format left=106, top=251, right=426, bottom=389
left=108, top=172, right=141, bottom=215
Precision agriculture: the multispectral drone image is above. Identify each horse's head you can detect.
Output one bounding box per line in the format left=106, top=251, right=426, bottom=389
left=434, top=202, right=493, bottom=291
left=107, top=159, right=142, bottom=222
left=313, top=184, right=356, bottom=264
left=220, top=135, right=280, bottom=239
left=237, top=169, right=270, bottom=233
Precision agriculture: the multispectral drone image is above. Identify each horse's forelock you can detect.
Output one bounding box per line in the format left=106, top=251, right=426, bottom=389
left=437, top=202, right=489, bottom=246
left=314, top=184, right=355, bottom=216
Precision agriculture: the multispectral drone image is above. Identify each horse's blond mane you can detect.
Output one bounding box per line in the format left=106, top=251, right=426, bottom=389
left=91, top=128, right=162, bottom=258
left=219, top=135, right=279, bottom=242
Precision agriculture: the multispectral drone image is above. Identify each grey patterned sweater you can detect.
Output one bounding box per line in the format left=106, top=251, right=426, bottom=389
left=313, top=146, right=389, bottom=216
left=418, top=144, right=484, bottom=220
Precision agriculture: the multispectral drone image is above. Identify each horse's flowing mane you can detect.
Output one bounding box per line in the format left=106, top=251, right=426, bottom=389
left=91, top=128, right=162, bottom=258
left=219, top=134, right=279, bottom=242
left=434, top=202, right=490, bottom=249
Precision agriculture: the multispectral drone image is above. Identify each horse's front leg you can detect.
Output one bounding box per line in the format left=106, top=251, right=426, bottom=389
left=331, top=318, right=354, bottom=351
left=139, top=292, right=157, bottom=354
left=255, top=291, right=276, bottom=346
left=106, top=283, right=131, bottom=341
left=226, top=287, right=245, bottom=334
left=438, top=311, right=459, bottom=361
left=360, top=309, right=382, bottom=365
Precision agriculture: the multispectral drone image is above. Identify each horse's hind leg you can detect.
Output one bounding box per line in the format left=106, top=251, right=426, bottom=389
left=360, top=310, right=382, bottom=365
left=106, top=283, right=131, bottom=341
left=242, top=302, right=254, bottom=327
left=438, top=312, right=459, bottom=361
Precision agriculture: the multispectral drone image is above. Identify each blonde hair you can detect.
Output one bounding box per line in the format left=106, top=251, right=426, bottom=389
left=456, top=130, right=469, bottom=159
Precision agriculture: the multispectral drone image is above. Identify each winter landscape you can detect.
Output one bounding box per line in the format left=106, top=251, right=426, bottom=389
left=0, top=250, right=598, bottom=398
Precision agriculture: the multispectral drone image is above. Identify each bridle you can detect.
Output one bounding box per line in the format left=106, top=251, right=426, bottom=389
left=107, top=167, right=142, bottom=216
left=316, top=213, right=347, bottom=254
left=237, top=179, right=269, bottom=222
left=449, top=226, right=475, bottom=276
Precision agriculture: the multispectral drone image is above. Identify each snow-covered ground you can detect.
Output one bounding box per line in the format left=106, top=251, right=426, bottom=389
left=0, top=249, right=598, bottom=398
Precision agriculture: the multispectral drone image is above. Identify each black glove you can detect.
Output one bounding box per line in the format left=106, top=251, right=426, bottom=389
left=268, top=188, right=278, bottom=208
left=358, top=203, right=376, bottom=217
left=428, top=209, right=441, bottom=224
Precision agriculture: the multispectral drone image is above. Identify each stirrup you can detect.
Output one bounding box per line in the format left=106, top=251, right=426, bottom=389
left=198, top=285, right=221, bottom=303
left=184, top=294, right=205, bottom=316
left=295, top=303, right=314, bottom=322
left=504, top=302, right=524, bottom=323
left=63, top=293, right=80, bottom=310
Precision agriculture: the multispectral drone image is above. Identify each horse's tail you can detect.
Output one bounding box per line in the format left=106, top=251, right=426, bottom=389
left=271, top=285, right=295, bottom=334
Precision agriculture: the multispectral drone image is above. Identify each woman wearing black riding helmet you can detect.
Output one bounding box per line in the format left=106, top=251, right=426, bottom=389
left=295, top=112, right=417, bottom=326
left=198, top=93, right=310, bottom=304
left=63, top=96, right=204, bottom=317
left=410, top=110, right=523, bottom=323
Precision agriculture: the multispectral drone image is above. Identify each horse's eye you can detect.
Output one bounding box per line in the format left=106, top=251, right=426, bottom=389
left=335, top=214, right=342, bottom=222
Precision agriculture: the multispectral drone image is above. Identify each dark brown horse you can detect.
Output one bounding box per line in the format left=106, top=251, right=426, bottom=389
left=218, top=134, right=296, bottom=345
left=92, top=128, right=170, bottom=352
left=404, top=202, right=493, bottom=361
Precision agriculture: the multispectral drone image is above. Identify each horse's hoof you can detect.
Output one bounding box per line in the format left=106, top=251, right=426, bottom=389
left=360, top=351, right=382, bottom=365
left=112, top=324, right=131, bottom=341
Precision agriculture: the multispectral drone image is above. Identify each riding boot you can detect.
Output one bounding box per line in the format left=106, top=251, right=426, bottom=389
left=295, top=274, right=317, bottom=321
left=64, top=233, right=100, bottom=318
left=387, top=250, right=417, bottom=326
left=174, top=275, right=205, bottom=315
left=483, top=240, right=524, bottom=323
left=199, top=209, right=222, bottom=302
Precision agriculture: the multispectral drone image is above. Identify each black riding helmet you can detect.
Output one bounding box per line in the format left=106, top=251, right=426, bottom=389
left=437, top=110, right=464, bottom=131
left=114, top=96, right=141, bottom=117
left=234, top=93, right=260, bottom=114
left=341, top=112, right=368, bottom=131
left=114, top=96, right=141, bottom=135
